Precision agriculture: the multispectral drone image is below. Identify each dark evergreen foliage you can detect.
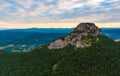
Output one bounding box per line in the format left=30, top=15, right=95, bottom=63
left=0, top=35, right=120, bottom=76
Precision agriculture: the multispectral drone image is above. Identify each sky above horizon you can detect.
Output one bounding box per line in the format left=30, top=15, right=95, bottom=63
left=0, top=0, right=120, bottom=28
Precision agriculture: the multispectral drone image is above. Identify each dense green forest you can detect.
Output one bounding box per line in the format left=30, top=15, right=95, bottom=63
left=0, top=35, right=120, bottom=76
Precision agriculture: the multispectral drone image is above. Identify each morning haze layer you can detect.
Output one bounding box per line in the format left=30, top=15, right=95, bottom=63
left=0, top=23, right=120, bottom=28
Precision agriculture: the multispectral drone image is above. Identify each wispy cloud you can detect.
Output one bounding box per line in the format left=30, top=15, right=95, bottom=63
left=0, top=0, right=120, bottom=23
left=15, top=0, right=34, bottom=9
left=0, top=1, right=11, bottom=11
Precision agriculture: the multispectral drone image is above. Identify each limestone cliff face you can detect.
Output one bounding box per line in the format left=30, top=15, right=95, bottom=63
left=48, top=23, right=101, bottom=49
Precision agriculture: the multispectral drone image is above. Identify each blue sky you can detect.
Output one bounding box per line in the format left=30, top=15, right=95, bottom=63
left=0, top=0, right=120, bottom=28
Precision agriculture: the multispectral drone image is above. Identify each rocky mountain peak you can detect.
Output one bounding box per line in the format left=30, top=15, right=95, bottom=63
left=74, top=23, right=101, bottom=35
left=48, top=23, right=101, bottom=49
left=74, top=23, right=97, bottom=31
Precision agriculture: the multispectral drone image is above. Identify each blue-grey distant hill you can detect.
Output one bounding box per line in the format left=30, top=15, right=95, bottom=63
left=102, top=28, right=120, bottom=40
left=0, top=28, right=73, bottom=33
left=0, top=28, right=119, bottom=52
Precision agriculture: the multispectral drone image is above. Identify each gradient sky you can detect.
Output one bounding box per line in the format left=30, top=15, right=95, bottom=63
left=0, top=0, right=120, bottom=28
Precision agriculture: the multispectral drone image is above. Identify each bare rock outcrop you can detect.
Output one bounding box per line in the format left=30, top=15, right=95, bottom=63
left=48, top=39, right=68, bottom=49
left=48, top=23, right=101, bottom=49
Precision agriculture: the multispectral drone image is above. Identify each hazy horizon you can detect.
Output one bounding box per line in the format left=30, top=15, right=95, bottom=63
left=0, top=23, right=120, bottom=29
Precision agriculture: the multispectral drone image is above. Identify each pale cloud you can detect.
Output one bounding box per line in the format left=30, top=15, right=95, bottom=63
left=86, top=0, right=105, bottom=5
left=58, top=14, right=106, bottom=23
left=106, top=0, right=119, bottom=3
left=49, top=10, right=64, bottom=14
left=56, top=0, right=105, bottom=11
left=0, top=1, right=11, bottom=11
left=28, top=3, right=54, bottom=16
left=15, top=0, right=34, bottom=9
left=46, top=0, right=53, bottom=2
left=57, top=0, right=81, bottom=10
left=17, top=7, right=28, bottom=16
left=0, top=0, right=120, bottom=24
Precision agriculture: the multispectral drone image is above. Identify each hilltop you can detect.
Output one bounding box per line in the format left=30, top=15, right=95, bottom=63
left=48, top=23, right=101, bottom=49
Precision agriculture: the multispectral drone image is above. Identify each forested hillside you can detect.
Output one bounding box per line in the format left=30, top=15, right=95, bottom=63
left=0, top=35, right=120, bottom=76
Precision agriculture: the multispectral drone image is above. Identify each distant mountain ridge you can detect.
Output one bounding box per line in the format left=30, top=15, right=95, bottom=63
left=102, top=28, right=120, bottom=40
left=0, top=28, right=73, bottom=33
left=0, top=27, right=119, bottom=52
